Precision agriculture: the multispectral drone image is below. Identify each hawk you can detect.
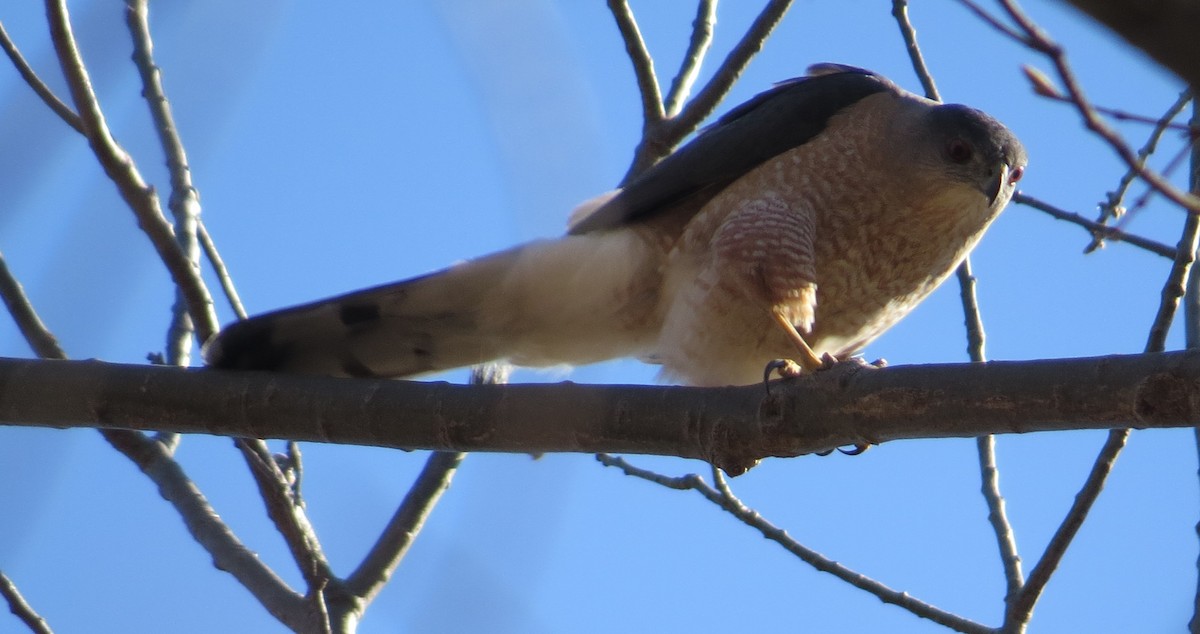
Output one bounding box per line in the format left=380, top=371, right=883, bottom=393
left=206, top=64, right=1026, bottom=386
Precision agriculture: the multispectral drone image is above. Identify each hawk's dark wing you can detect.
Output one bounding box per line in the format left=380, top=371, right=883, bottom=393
left=568, top=66, right=899, bottom=235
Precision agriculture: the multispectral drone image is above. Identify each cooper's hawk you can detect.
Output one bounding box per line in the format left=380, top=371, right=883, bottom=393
left=206, top=64, right=1026, bottom=386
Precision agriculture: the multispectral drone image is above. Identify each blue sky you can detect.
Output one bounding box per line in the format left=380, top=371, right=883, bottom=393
left=0, top=1, right=1195, bottom=632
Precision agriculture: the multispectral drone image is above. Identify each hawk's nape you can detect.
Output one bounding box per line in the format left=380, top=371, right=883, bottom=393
left=205, top=64, right=1026, bottom=387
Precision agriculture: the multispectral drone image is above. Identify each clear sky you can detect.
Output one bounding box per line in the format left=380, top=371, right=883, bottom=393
left=0, top=1, right=1194, bottom=632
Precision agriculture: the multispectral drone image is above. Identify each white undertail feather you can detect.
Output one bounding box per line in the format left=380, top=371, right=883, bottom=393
left=227, top=230, right=664, bottom=378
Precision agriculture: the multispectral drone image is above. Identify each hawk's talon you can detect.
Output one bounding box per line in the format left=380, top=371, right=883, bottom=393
left=814, top=443, right=870, bottom=457
left=763, top=358, right=803, bottom=394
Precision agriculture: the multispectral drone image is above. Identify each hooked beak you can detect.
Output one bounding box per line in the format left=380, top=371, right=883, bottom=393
left=988, top=162, right=1023, bottom=206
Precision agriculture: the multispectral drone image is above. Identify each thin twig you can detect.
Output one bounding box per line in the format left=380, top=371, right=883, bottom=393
left=198, top=220, right=247, bottom=319
left=1089, top=91, right=1192, bottom=251
left=622, top=0, right=795, bottom=180
left=891, top=0, right=940, bottom=101
left=1146, top=217, right=1200, bottom=354
left=710, top=462, right=734, bottom=501
left=0, top=570, right=52, bottom=634
left=44, top=0, right=219, bottom=343
left=102, top=429, right=307, bottom=630
left=977, top=436, right=1024, bottom=606
left=1014, top=192, right=1178, bottom=259
left=953, top=0, right=1031, bottom=44
left=1005, top=429, right=1128, bottom=629
left=236, top=439, right=335, bottom=592
left=345, top=451, right=467, bottom=601
left=0, top=252, right=64, bottom=360
left=0, top=20, right=82, bottom=133
left=346, top=366, right=485, bottom=602
left=597, top=455, right=991, bottom=634
left=669, top=0, right=793, bottom=139
left=994, top=0, right=1200, bottom=213
left=664, top=0, right=718, bottom=118
left=956, top=261, right=988, bottom=362
left=1120, top=140, right=1196, bottom=222
left=607, top=0, right=664, bottom=129
left=1044, top=92, right=1194, bottom=134
left=125, top=0, right=203, bottom=367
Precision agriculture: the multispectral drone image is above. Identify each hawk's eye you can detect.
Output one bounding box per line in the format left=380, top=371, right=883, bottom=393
left=1010, top=165, right=1025, bottom=184
left=946, top=138, right=973, bottom=163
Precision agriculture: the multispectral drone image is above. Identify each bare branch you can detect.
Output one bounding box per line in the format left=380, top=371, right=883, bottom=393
left=977, top=436, right=1024, bottom=607
left=1005, top=429, right=1127, bottom=629
left=663, top=0, right=718, bottom=118
left=121, top=10, right=323, bottom=614
left=994, top=0, right=1200, bottom=213
left=664, top=0, right=793, bottom=144
left=346, top=451, right=466, bottom=601
left=1146, top=218, right=1200, bottom=355
left=622, top=0, right=795, bottom=180
left=1011, top=121, right=1200, bottom=629
left=1040, top=90, right=1194, bottom=133
left=236, top=439, right=334, bottom=591
left=1090, top=90, right=1193, bottom=250
left=0, top=20, right=82, bottom=134
left=199, top=221, right=247, bottom=319
left=100, top=429, right=307, bottom=630
left=2, top=353, right=1200, bottom=473
left=954, top=0, right=1030, bottom=44
left=891, top=0, right=940, bottom=101
left=0, top=253, right=65, bottom=360
left=0, top=570, right=52, bottom=634
left=598, top=454, right=991, bottom=633
left=607, top=0, right=664, bottom=128
left=125, top=0, right=204, bottom=367
left=1014, top=192, right=1179, bottom=259
left=2, top=238, right=303, bottom=631
left=43, top=0, right=219, bottom=343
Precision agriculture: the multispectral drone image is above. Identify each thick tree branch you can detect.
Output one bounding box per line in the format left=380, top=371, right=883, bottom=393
left=0, top=353, right=1198, bottom=475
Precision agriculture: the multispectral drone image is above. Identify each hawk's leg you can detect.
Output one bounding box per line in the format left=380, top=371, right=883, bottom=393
left=768, top=307, right=833, bottom=372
